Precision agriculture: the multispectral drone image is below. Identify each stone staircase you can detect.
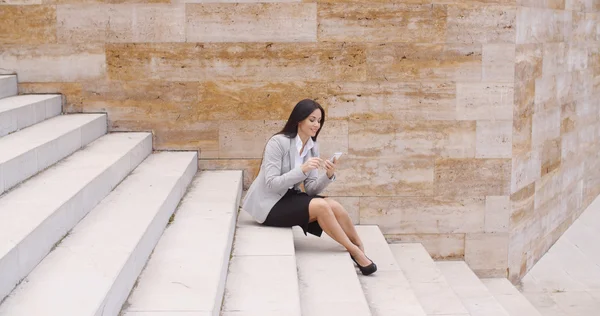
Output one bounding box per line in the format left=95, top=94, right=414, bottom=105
left=0, top=74, right=557, bottom=315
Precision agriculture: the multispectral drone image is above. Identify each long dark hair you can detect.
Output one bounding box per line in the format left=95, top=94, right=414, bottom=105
left=253, top=99, right=325, bottom=179
left=276, top=99, right=325, bottom=141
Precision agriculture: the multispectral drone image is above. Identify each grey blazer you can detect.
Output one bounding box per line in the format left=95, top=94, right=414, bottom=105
left=242, top=134, right=334, bottom=223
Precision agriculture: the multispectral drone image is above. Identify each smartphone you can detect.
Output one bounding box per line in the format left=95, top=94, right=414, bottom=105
left=329, top=152, right=343, bottom=162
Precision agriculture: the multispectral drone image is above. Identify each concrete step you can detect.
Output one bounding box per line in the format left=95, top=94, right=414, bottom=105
left=481, top=278, right=543, bottom=316
left=0, top=94, right=62, bottom=137
left=0, top=113, right=106, bottom=194
left=220, top=210, right=302, bottom=316
left=0, top=132, right=152, bottom=303
left=437, top=261, right=510, bottom=316
left=0, top=75, right=17, bottom=100
left=294, top=227, right=371, bottom=316
left=0, top=151, right=197, bottom=316
left=354, top=226, right=426, bottom=316
left=389, top=243, right=469, bottom=316
left=122, top=170, right=243, bottom=316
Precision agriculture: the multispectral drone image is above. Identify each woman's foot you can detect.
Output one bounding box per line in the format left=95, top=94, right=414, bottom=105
left=349, top=251, right=377, bottom=276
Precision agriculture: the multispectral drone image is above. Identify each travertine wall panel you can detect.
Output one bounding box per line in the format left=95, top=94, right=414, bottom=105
left=317, top=3, right=447, bottom=43
left=3, top=0, right=598, bottom=281
left=0, top=44, right=105, bottom=82
left=366, top=43, right=483, bottom=81
left=0, top=6, right=56, bottom=44
left=186, top=3, right=316, bottom=42
left=57, top=4, right=186, bottom=43
left=105, top=43, right=367, bottom=82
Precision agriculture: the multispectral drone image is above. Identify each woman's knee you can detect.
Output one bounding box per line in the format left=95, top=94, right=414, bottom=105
left=325, top=198, right=349, bottom=218
left=309, top=198, right=334, bottom=218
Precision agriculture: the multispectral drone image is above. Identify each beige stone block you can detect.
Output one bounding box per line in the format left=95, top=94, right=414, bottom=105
left=516, top=7, right=572, bottom=44
left=456, top=83, right=514, bottom=120
left=511, top=150, right=541, bottom=194
left=514, top=43, right=543, bottom=117
left=538, top=194, right=568, bottom=237
left=540, top=138, right=561, bottom=176
left=0, top=0, right=41, bottom=3
left=534, top=168, right=562, bottom=209
left=532, top=106, right=561, bottom=150
left=0, top=6, right=56, bottom=44
left=386, top=234, right=465, bottom=259
left=186, top=3, right=316, bottom=42
left=446, top=4, right=516, bottom=43
left=46, top=0, right=168, bottom=3
left=106, top=42, right=367, bottom=82
left=196, top=81, right=328, bottom=121
left=154, top=121, right=220, bottom=158
left=57, top=4, right=185, bottom=43
left=349, top=120, right=476, bottom=158
left=513, top=110, right=532, bottom=156
left=483, top=44, right=515, bottom=82
left=517, top=0, right=565, bottom=9
left=359, top=196, right=485, bottom=234
left=199, top=159, right=260, bottom=190
left=324, top=81, right=457, bottom=121
left=218, top=120, right=285, bottom=158
left=561, top=154, right=585, bottom=190
left=485, top=196, right=510, bottom=233
left=509, top=181, right=535, bottom=228
left=566, top=0, right=594, bottom=11
left=568, top=45, right=589, bottom=72
left=465, top=233, right=509, bottom=277
left=476, top=121, right=512, bottom=158
left=329, top=197, right=360, bottom=224
left=324, top=157, right=435, bottom=197
left=542, top=43, right=568, bottom=76
left=175, top=0, right=298, bottom=3
left=18, top=82, right=81, bottom=112
left=318, top=3, right=446, bottom=42
left=435, top=158, right=511, bottom=197
left=0, top=44, right=105, bottom=82
left=366, top=43, right=482, bottom=81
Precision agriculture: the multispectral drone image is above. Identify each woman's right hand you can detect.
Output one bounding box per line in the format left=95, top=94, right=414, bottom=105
left=301, top=157, right=323, bottom=175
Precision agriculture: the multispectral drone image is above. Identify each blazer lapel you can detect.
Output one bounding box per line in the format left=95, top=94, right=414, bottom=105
left=288, top=137, right=296, bottom=171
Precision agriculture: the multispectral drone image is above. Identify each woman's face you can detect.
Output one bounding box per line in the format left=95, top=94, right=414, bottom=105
left=298, top=109, right=322, bottom=138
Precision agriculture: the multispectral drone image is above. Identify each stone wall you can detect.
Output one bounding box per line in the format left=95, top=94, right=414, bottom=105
left=509, top=0, right=600, bottom=282
left=1, top=0, right=598, bottom=281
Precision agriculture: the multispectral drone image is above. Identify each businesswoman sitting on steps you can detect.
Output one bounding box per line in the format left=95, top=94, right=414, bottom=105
left=242, top=99, right=377, bottom=276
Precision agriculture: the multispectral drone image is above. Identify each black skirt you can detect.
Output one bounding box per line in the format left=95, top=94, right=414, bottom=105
left=263, top=189, right=324, bottom=237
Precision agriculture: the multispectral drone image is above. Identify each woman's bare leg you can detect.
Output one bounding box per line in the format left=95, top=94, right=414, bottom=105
left=309, top=198, right=371, bottom=267
left=324, top=198, right=365, bottom=253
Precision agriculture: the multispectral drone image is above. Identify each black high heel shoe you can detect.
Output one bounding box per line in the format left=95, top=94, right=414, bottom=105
left=350, top=254, right=377, bottom=276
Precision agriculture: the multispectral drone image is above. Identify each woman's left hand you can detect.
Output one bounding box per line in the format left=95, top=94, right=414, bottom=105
left=324, top=158, right=337, bottom=179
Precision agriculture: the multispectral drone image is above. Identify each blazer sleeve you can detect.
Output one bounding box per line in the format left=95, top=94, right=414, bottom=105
left=263, top=136, right=307, bottom=192
left=303, top=144, right=335, bottom=196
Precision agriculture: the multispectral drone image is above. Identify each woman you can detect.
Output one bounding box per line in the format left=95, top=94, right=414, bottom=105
left=242, top=99, right=377, bottom=276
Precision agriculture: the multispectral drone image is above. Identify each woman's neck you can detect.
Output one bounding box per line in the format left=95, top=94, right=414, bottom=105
left=297, top=132, right=310, bottom=145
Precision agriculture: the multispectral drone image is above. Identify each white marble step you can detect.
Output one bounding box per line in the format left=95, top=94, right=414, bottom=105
left=0, top=132, right=152, bottom=303
left=220, top=210, right=302, bottom=316
left=354, top=226, right=426, bottom=316
left=0, top=151, right=197, bottom=316
left=389, top=243, right=469, bottom=316
left=0, top=113, right=106, bottom=194
left=437, top=261, right=510, bottom=316
left=0, top=75, right=17, bottom=100
left=0, top=94, right=62, bottom=137
left=122, top=170, right=243, bottom=316
left=294, top=227, right=371, bottom=316
left=481, top=278, right=543, bottom=316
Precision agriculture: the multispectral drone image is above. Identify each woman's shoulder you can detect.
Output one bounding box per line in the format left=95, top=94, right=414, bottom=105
left=267, top=133, right=291, bottom=144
